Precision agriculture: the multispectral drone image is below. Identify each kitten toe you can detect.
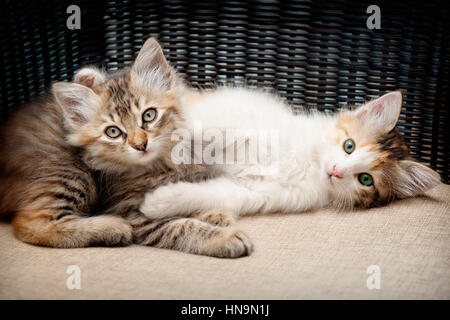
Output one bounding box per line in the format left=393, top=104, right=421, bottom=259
left=196, top=209, right=236, bottom=227
left=94, top=216, right=133, bottom=246
left=207, top=228, right=254, bottom=258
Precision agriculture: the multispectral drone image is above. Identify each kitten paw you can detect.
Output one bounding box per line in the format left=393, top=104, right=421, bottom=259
left=207, top=228, right=254, bottom=258
left=196, top=209, right=236, bottom=227
left=94, top=216, right=133, bottom=246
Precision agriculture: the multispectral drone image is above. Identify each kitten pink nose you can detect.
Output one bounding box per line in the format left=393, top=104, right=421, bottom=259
left=331, top=165, right=343, bottom=179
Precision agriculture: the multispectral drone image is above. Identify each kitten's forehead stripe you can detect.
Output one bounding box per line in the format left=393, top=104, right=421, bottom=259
left=104, top=77, right=142, bottom=128
left=134, top=97, right=140, bottom=111
left=107, top=78, right=130, bottom=117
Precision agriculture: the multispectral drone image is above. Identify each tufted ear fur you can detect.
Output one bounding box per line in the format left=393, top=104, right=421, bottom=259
left=355, top=91, right=403, bottom=134
left=131, top=37, right=180, bottom=92
left=52, top=82, right=99, bottom=130
left=394, top=160, right=441, bottom=198
left=73, top=66, right=108, bottom=88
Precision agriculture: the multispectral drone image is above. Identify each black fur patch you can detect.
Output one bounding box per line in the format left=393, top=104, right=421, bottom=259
left=377, top=128, right=409, bottom=160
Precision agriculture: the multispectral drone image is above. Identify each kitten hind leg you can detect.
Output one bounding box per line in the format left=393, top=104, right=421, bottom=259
left=10, top=168, right=132, bottom=248
left=13, top=211, right=132, bottom=248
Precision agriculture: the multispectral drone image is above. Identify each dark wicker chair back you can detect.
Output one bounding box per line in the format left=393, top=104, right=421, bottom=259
left=1, top=0, right=448, bottom=182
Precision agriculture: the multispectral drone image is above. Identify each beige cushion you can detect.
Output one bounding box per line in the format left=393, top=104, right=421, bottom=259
left=0, top=184, right=449, bottom=299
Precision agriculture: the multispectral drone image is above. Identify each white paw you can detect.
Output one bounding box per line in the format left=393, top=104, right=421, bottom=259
left=139, top=187, right=184, bottom=219
left=95, top=216, right=133, bottom=246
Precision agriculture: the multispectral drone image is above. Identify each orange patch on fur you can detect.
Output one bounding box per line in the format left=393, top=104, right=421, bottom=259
left=371, top=151, right=390, bottom=171
left=336, top=111, right=379, bottom=149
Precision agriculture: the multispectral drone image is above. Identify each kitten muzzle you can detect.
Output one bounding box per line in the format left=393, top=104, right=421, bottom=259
left=132, top=141, right=147, bottom=152
left=330, top=165, right=343, bottom=179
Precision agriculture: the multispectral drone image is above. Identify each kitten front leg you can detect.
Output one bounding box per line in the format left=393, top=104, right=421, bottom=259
left=139, top=177, right=263, bottom=219
left=127, top=211, right=253, bottom=258
left=195, top=209, right=236, bottom=227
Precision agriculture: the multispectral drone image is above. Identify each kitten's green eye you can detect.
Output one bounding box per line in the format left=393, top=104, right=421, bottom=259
left=358, top=173, right=373, bottom=186
left=105, top=126, right=122, bottom=138
left=142, top=108, right=157, bottom=123
left=343, top=139, right=355, bottom=154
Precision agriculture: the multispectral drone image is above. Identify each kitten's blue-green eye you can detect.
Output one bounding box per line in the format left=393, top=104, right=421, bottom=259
left=105, top=126, right=122, bottom=138
left=358, top=173, right=373, bottom=186
left=142, top=108, right=157, bottom=123
left=343, top=139, right=355, bottom=154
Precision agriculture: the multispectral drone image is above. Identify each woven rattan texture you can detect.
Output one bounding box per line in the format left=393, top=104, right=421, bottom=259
left=1, top=0, right=449, bottom=182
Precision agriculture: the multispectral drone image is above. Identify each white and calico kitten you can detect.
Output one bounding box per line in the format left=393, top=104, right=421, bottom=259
left=139, top=85, right=440, bottom=219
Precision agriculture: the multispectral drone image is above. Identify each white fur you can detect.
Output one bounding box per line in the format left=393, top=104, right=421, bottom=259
left=141, top=87, right=352, bottom=218
left=139, top=88, right=436, bottom=219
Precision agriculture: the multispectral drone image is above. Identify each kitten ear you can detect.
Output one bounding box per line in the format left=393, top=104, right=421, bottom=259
left=52, top=82, right=99, bottom=129
left=73, top=67, right=107, bottom=88
left=355, top=91, right=403, bottom=133
left=395, top=160, right=441, bottom=198
left=131, top=37, right=178, bottom=91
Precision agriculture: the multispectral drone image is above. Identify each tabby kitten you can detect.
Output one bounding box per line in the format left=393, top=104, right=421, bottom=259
left=0, top=38, right=252, bottom=258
